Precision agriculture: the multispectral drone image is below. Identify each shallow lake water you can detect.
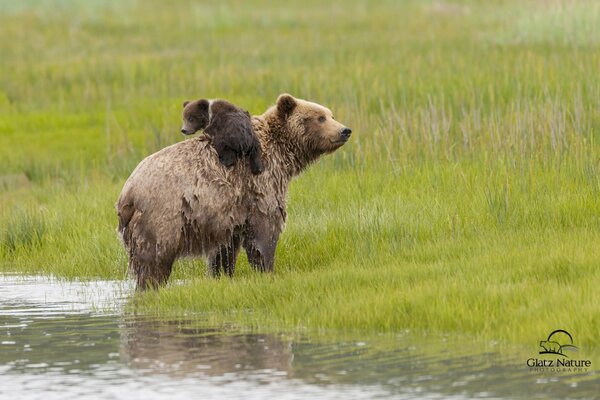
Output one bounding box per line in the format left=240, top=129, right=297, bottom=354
left=0, top=275, right=598, bottom=399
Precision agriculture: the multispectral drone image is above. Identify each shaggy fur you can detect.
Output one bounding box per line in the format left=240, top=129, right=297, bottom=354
left=181, top=99, right=263, bottom=174
left=117, top=94, right=352, bottom=290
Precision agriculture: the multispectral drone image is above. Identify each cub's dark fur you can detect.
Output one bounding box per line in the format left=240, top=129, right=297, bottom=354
left=181, top=99, right=263, bottom=174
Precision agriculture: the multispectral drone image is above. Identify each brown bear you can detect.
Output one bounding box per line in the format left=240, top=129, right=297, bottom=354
left=117, top=94, right=352, bottom=290
left=181, top=99, right=263, bottom=174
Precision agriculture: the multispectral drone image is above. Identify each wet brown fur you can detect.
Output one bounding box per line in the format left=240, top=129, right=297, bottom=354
left=117, top=94, right=351, bottom=290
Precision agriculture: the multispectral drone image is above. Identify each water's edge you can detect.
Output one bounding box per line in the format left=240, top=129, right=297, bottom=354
left=1, top=275, right=597, bottom=399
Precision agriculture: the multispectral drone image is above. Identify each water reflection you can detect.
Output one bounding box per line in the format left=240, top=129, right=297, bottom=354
left=119, top=315, right=600, bottom=398
left=121, top=317, right=293, bottom=379
left=1, top=275, right=599, bottom=399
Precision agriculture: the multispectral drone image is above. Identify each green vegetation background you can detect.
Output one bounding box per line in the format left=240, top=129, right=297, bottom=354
left=1, top=0, right=599, bottom=347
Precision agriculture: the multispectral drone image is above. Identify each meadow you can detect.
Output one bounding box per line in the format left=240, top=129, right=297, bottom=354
left=1, top=0, right=600, bottom=347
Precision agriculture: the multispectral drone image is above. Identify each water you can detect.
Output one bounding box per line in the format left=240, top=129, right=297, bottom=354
left=0, top=275, right=598, bottom=399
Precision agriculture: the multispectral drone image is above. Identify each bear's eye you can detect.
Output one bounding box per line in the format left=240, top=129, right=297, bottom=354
left=188, top=116, right=195, bottom=122
left=318, top=116, right=326, bottom=123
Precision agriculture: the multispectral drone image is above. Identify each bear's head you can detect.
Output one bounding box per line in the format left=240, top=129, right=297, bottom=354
left=181, top=99, right=210, bottom=135
left=275, top=94, right=352, bottom=157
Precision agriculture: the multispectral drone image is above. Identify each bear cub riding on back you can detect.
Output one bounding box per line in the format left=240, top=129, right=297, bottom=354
left=181, top=99, right=264, bottom=174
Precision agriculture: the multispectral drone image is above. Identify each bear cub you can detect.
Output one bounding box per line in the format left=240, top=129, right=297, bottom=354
left=181, top=99, right=263, bottom=174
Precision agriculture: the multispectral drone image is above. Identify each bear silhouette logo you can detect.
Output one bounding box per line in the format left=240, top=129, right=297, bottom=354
left=539, top=330, right=579, bottom=357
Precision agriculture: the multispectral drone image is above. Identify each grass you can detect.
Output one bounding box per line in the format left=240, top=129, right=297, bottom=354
left=1, top=0, right=600, bottom=348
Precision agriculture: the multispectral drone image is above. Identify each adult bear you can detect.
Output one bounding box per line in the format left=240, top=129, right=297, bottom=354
left=116, top=94, right=352, bottom=290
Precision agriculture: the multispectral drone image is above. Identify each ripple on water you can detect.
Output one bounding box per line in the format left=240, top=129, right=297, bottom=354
left=0, top=275, right=598, bottom=400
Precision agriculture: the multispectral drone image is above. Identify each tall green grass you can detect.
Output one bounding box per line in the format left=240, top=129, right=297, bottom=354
left=1, top=0, right=600, bottom=347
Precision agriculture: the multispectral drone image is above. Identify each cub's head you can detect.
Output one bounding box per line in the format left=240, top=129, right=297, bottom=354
left=181, top=99, right=210, bottom=135
left=275, top=94, right=351, bottom=156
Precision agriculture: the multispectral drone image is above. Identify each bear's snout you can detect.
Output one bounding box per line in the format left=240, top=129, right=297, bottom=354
left=340, top=127, right=352, bottom=141
left=181, top=127, right=194, bottom=135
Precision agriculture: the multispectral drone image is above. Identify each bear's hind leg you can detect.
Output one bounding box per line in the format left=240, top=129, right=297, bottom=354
left=131, top=255, right=175, bottom=291
left=248, top=144, right=264, bottom=175
left=208, top=234, right=241, bottom=277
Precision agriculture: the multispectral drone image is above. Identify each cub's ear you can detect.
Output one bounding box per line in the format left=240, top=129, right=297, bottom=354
left=198, top=99, right=210, bottom=111
left=183, top=100, right=190, bottom=108
left=276, top=93, right=297, bottom=119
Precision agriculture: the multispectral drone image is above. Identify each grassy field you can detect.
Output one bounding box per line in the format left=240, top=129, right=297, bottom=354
left=1, top=0, right=600, bottom=347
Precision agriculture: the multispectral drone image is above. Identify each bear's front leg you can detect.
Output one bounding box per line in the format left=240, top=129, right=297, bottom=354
left=243, top=221, right=280, bottom=273
left=215, top=143, right=237, bottom=168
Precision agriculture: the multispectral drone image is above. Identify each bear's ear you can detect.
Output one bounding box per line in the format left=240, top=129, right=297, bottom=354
left=276, top=93, right=297, bottom=119
left=183, top=100, right=190, bottom=108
